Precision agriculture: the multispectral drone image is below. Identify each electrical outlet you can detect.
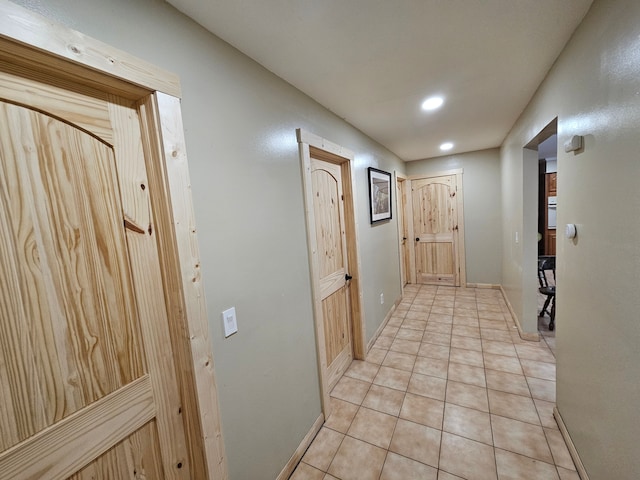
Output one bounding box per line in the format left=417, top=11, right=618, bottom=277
left=380, top=293, right=384, bottom=305
left=222, top=307, right=238, bottom=337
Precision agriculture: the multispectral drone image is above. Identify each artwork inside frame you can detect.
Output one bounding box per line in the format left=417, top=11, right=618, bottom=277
left=368, top=167, right=392, bottom=223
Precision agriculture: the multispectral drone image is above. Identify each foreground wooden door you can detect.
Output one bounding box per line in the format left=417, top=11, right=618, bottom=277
left=411, top=174, right=464, bottom=286
left=0, top=69, right=190, bottom=479
left=310, top=157, right=353, bottom=389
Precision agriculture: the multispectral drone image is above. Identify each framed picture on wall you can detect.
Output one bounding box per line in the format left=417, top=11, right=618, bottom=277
left=368, top=167, right=392, bottom=223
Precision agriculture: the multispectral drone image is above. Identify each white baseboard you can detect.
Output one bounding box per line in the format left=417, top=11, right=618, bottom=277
left=276, top=413, right=324, bottom=480
left=498, top=285, right=540, bottom=342
left=554, top=407, right=589, bottom=480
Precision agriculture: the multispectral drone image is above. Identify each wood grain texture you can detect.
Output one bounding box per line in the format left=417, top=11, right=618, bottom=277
left=311, top=164, right=345, bottom=280
left=0, top=66, right=112, bottom=143
left=0, top=13, right=224, bottom=477
left=396, top=175, right=411, bottom=288
left=152, top=92, right=229, bottom=479
left=0, top=0, right=180, bottom=98
left=0, top=375, right=155, bottom=480
left=412, top=175, right=461, bottom=286
left=454, top=172, right=466, bottom=287
left=340, top=159, right=366, bottom=361
left=298, top=129, right=366, bottom=417
left=108, top=95, right=191, bottom=479
left=311, top=157, right=352, bottom=386
left=137, top=93, right=213, bottom=479
left=69, top=420, right=164, bottom=480
left=321, top=288, right=350, bottom=366
left=137, top=94, right=210, bottom=479
left=0, top=99, right=145, bottom=451
left=298, top=141, right=332, bottom=416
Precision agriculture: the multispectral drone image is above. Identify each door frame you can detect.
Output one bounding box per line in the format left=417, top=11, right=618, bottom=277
left=0, top=3, right=227, bottom=478
left=407, top=168, right=467, bottom=287
left=297, top=129, right=365, bottom=417
left=395, top=172, right=410, bottom=292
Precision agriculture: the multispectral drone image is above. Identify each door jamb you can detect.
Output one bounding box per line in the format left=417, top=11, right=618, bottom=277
left=394, top=172, right=409, bottom=293
left=0, top=3, right=227, bottom=478
left=407, top=168, right=467, bottom=287
left=296, top=129, right=365, bottom=417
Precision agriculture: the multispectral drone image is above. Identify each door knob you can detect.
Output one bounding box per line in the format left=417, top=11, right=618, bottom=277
left=415, top=237, right=420, bottom=242
left=345, top=274, right=353, bottom=281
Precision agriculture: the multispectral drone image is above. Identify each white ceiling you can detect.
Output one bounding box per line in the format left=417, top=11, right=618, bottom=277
left=166, top=0, right=593, bottom=161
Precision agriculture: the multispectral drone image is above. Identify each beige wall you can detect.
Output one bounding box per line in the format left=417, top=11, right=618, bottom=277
left=11, top=0, right=640, bottom=477
left=407, top=149, right=502, bottom=285
left=9, top=0, right=404, bottom=478
left=500, top=0, right=640, bottom=477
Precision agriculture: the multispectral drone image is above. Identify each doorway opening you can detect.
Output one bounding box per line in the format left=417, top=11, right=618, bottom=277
left=538, top=135, right=558, bottom=258
left=296, top=129, right=365, bottom=419
left=524, top=118, right=557, bottom=342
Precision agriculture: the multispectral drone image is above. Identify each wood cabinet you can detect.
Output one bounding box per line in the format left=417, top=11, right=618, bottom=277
left=546, top=172, right=557, bottom=196
left=546, top=231, right=557, bottom=256
left=544, top=172, right=557, bottom=256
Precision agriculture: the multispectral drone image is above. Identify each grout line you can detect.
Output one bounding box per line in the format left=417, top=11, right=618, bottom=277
left=316, top=284, right=558, bottom=480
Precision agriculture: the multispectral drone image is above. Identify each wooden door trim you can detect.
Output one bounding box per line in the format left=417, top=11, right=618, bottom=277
left=0, top=0, right=180, bottom=98
left=394, top=172, right=408, bottom=292
left=0, top=3, right=227, bottom=479
left=297, top=128, right=365, bottom=417
left=408, top=169, right=467, bottom=288
left=455, top=171, right=467, bottom=287
left=406, top=178, right=417, bottom=284
left=408, top=168, right=463, bottom=180
left=139, top=93, right=228, bottom=479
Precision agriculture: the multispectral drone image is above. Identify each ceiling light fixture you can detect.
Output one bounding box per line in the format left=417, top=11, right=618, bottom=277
left=421, top=96, right=444, bottom=111
left=440, top=142, right=454, bottom=151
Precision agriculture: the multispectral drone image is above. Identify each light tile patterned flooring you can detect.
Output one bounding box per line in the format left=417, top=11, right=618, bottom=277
left=290, top=285, right=574, bottom=480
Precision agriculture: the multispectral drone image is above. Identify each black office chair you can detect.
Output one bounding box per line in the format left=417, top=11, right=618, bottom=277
left=538, top=256, right=556, bottom=330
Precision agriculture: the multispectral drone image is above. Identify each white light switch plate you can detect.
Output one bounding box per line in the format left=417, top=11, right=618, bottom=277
left=222, top=307, right=238, bottom=337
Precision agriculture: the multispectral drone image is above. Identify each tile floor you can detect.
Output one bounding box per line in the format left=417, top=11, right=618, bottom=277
left=290, top=284, right=575, bottom=480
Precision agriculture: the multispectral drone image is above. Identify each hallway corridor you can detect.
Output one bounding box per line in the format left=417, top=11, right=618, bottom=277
left=290, top=285, right=576, bottom=480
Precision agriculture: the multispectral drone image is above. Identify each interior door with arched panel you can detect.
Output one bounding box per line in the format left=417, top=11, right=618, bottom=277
left=310, top=157, right=353, bottom=390
left=411, top=173, right=465, bottom=287
left=0, top=68, right=190, bottom=479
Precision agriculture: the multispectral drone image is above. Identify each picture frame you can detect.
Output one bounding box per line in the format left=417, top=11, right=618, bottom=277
left=368, top=167, right=392, bottom=223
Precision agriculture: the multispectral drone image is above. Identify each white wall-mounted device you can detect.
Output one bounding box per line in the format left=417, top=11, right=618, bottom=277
left=564, top=135, right=583, bottom=153
left=222, top=307, right=238, bottom=337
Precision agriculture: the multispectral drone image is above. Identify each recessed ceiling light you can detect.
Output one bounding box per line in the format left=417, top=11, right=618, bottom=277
left=440, top=142, right=454, bottom=151
left=421, top=96, right=444, bottom=111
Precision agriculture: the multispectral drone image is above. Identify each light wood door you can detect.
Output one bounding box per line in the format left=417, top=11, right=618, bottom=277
left=411, top=175, right=462, bottom=286
left=0, top=69, right=190, bottom=479
left=310, top=157, right=352, bottom=389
